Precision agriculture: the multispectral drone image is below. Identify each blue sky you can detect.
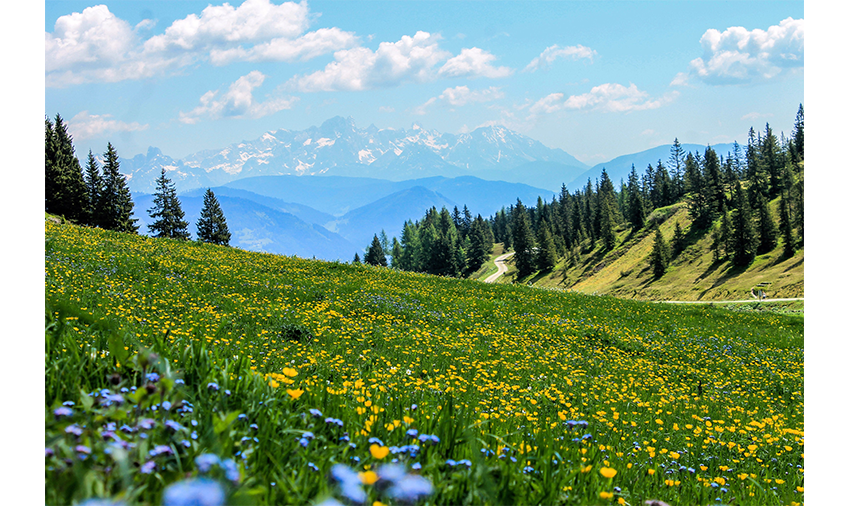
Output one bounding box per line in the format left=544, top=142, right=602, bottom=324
left=44, top=0, right=804, bottom=165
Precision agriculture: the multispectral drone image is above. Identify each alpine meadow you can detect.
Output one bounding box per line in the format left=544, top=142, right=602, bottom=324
left=43, top=1, right=805, bottom=505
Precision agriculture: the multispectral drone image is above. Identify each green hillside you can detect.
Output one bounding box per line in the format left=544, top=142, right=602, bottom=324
left=45, top=219, right=803, bottom=505
left=497, top=202, right=803, bottom=303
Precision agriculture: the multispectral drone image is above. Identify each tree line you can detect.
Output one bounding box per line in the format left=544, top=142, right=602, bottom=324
left=45, top=114, right=232, bottom=246
left=365, top=104, right=804, bottom=281
left=358, top=205, right=495, bottom=277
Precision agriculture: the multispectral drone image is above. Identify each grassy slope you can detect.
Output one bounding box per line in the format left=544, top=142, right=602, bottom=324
left=502, top=202, right=803, bottom=302
left=44, top=219, right=804, bottom=505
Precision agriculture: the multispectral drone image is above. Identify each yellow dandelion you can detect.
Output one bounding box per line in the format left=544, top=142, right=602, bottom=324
left=370, top=444, right=389, bottom=459
left=600, top=467, right=617, bottom=479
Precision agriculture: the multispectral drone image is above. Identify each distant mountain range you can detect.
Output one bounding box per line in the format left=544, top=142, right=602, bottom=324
left=132, top=175, right=556, bottom=261
left=120, top=116, right=590, bottom=193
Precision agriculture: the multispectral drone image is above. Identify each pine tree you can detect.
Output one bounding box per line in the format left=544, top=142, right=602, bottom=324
left=45, top=114, right=89, bottom=223
left=792, top=104, right=804, bottom=163
left=364, top=235, right=388, bottom=266
left=626, top=165, right=645, bottom=231
left=649, top=228, right=670, bottom=278
left=671, top=221, right=686, bottom=257
left=668, top=138, right=686, bottom=200
left=100, top=142, right=138, bottom=233
left=353, top=252, right=361, bottom=264
left=753, top=191, right=777, bottom=254
left=730, top=181, right=757, bottom=267
left=148, top=168, right=190, bottom=240
left=535, top=219, right=558, bottom=271
left=511, top=200, right=536, bottom=277
left=779, top=191, right=795, bottom=258
left=390, top=238, right=403, bottom=268
left=197, top=188, right=231, bottom=246
left=83, top=150, right=105, bottom=227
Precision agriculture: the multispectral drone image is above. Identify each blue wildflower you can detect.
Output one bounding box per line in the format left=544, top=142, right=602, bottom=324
left=140, top=461, right=156, bottom=474
left=207, top=382, right=219, bottom=392
left=195, top=454, right=220, bottom=473
left=411, top=462, right=421, bottom=470
left=162, top=478, right=225, bottom=506
left=309, top=408, right=323, bottom=418
left=220, top=459, right=240, bottom=483
left=162, top=401, right=172, bottom=411
left=406, top=429, right=419, bottom=439
left=164, top=420, right=183, bottom=432
left=368, top=437, right=385, bottom=446
left=145, top=373, right=160, bottom=383
left=386, top=474, right=433, bottom=503
left=150, top=445, right=174, bottom=457
left=330, top=464, right=366, bottom=504
left=445, top=459, right=457, bottom=467
left=54, top=406, right=73, bottom=418
left=307, top=462, right=319, bottom=472
left=65, top=424, right=83, bottom=437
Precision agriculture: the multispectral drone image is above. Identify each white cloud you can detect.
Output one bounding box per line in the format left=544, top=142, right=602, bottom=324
left=179, top=71, right=298, bottom=124
left=524, top=44, right=596, bottom=72
left=414, top=86, right=504, bottom=115
left=528, top=83, right=678, bottom=117
left=379, top=106, right=395, bottom=113
left=741, top=112, right=773, bottom=121
left=67, top=111, right=149, bottom=140
left=670, top=72, right=690, bottom=86
left=438, top=48, right=513, bottom=79
left=46, top=1, right=356, bottom=87
left=688, top=17, right=804, bottom=85
left=287, top=31, right=451, bottom=92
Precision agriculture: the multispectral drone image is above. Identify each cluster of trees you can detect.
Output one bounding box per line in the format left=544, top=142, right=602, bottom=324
left=360, top=205, right=495, bottom=277
left=45, top=114, right=231, bottom=246
left=365, top=105, right=804, bottom=282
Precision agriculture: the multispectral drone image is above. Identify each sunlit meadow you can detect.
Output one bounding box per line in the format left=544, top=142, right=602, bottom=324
left=45, top=220, right=803, bottom=505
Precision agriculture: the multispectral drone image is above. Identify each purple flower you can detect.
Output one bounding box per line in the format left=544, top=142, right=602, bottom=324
left=195, top=454, right=220, bottom=473
left=138, top=418, right=156, bottom=430
left=162, top=478, right=225, bottom=506
left=149, top=445, right=174, bottom=457
left=140, top=461, right=156, bottom=474
left=207, top=382, right=219, bottom=392
left=45, top=447, right=55, bottom=458
left=146, top=373, right=160, bottom=383
left=54, top=406, right=73, bottom=418
left=164, top=420, right=184, bottom=432
left=65, top=424, right=83, bottom=437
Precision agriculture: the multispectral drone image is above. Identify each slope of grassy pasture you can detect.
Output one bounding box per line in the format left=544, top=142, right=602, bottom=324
left=45, top=219, right=803, bottom=505
left=504, top=203, right=803, bottom=302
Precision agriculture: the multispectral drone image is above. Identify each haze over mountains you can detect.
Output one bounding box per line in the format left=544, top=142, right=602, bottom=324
left=123, top=116, right=742, bottom=261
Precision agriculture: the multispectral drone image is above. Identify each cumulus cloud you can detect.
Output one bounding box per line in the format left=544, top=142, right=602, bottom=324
left=414, top=86, right=504, bottom=114
left=178, top=71, right=298, bottom=124
left=67, top=111, right=149, bottom=140
left=437, top=48, right=513, bottom=79
left=524, top=44, right=596, bottom=72
left=528, top=83, right=678, bottom=116
left=287, top=31, right=451, bottom=91
left=687, top=17, right=804, bottom=85
left=46, top=1, right=357, bottom=87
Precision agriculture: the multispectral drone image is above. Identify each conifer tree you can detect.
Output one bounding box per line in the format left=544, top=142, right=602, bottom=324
left=511, top=200, right=536, bottom=277
left=792, top=104, right=804, bottom=163
left=668, top=138, right=686, bottom=200
left=100, top=142, right=138, bottom=233
left=390, top=238, right=403, bottom=268
left=353, top=252, right=361, bottom=264
left=626, top=165, right=645, bottom=231
left=196, top=188, right=231, bottom=246
left=83, top=150, right=105, bottom=227
left=148, top=168, right=190, bottom=240
left=45, top=114, right=89, bottom=223
left=779, top=191, right=795, bottom=258
left=753, top=191, right=777, bottom=254
left=671, top=221, right=686, bottom=257
left=730, top=181, right=757, bottom=267
left=364, top=235, right=387, bottom=266
left=649, top=228, right=670, bottom=278
left=535, top=219, right=558, bottom=271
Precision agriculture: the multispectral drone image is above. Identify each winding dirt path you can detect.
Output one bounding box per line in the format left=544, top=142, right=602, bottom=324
left=658, top=297, right=804, bottom=304
left=484, top=252, right=514, bottom=283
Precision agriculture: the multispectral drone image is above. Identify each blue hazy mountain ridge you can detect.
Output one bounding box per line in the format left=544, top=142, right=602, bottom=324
left=180, top=187, right=335, bottom=227
left=132, top=193, right=357, bottom=261
left=222, top=175, right=556, bottom=217
left=327, top=186, right=458, bottom=250
left=118, top=116, right=591, bottom=195
left=571, top=143, right=737, bottom=191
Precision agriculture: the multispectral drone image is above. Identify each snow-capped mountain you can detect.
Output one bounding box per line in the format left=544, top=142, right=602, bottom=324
left=121, top=117, right=590, bottom=193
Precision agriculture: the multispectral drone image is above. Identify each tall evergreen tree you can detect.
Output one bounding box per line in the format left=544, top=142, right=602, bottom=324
left=684, top=152, right=710, bottom=229
left=649, top=228, right=670, bottom=278
left=626, top=165, right=645, bottom=231
left=671, top=221, right=686, bottom=257
left=45, top=114, right=89, bottom=223
left=511, top=200, right=536, bottom=277
left=148, top=168, right=190, bottom=240
left=353, top=252, right=361, bottom=264
left=390, top=238, right=403, bottom=268
left=779, top=191, right=795, bottom=258
left=792, top=104, right=804, bottom=163
left=535, top=218, right=558, bottom=271
left=196, top=188, right=231, bottom=246
left=668, top=138, right=686, bottom=200
left=100, top=142, right=138, bottom=233
left=83, top=150, right=105, bottom=227
left=730, top=181, right=757, bottom=267
left=753, top=191, right=777, bottom=254
left=364, top=235, right=388, bottom=266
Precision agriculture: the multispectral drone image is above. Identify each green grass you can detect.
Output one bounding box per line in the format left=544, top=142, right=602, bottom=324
left=45, top=219, right=804, bottom=505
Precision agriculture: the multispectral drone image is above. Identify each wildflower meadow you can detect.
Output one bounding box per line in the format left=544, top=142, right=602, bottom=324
left=45, top=220, right=803, bottom=505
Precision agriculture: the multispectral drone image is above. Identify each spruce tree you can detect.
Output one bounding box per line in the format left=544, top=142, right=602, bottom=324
left=148, top=168, right=190, bottom=240
left=390, top=238, right=403, bottom=269
left=649, top=228, right=670, bottom=278
left=626, top=165, right=645, bottom=231
left=353, top=252, right=361, bottom=264
left=792, top=104, right=804, bottom=163
left=668, top=138, right=686, bottom=200
left=730, top=181, right=757, bottom=267
left=753, top=191, right=777, bottom=254
left=197, top=188, right=231, bottom=246
left=671, top=221, right=686, bottom=257
left=779, top=191, right=795, bottom=258
left=45, top=114, right=89, bottom=223
left=364, top=235, right=388, bottom=266
left=535, top=219, right=558, bottom=271
left=511, top=200, right=536, bottom=277
left=83, top=150, right=105, bottom=227
left=100, top=142, right=138, bottom=233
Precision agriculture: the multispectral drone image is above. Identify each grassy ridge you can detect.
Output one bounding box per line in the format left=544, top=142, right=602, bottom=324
left=45, top=219, right=803, bottom=505
left=501, top=204, right=803, bottom=302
